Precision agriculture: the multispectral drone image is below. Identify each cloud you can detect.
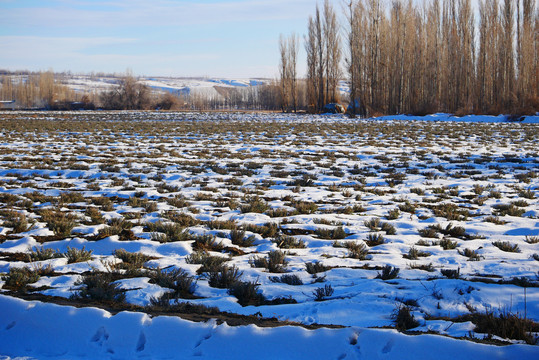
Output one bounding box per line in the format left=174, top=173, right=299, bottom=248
left=0, top=0, right=313, bottom=29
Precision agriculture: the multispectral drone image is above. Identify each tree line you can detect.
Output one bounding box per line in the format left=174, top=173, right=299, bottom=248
left=280, top=0, right=538, bottom=116
left=0, top=71, right=285, bottom=111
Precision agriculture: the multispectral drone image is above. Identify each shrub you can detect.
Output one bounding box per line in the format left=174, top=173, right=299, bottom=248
left=3, top=211, right=30, bottom=233
left=442, top=224, right=467, bottom=239
left=28, top=246, right=62, bottom=261
left=1, top=267, right=40, bottom=291
left=72, top=272, right=125, bottom=303
left=393, top=305, right=419, bottom=331
left=525, top=236, right=539, bottom=244
left=345, top=241, right=369, bottom=260
left=228, top=281, right=266, bottom=306
left=241, top=197, right=269, bottom=213
left=64, top=246, right=93, bottom=264
left=493, top=204, right=525, bottom=217
left=409, top=262, right=435, bottom=272
left=410, top=187, right=425, bottom=196
left=381, top=222, right=397, bottom=235
left=492, top=241, right=520, bottom=253
left=147, top=297, right=220, bottom=314
left=387, top=208, right=400, bottom=220
left=269, top=274, right=303, bottom=285
left=244, top=223, right=279, bottom=238
left=291, top=200, right=318, bottom=214
left=186, top=252, right=229, bottom=274
left=398, top=201, right=416, bottom=214
left=148, top=268, right=196, bottom=298
left=313, top=284, right=334, bottom=301
left=250, top=250, right=288, bottom=273
left=230, top=229, right=256, bottom=247
left=305, top=261, right=330, bottom=275
left=147, top=222, right=189, bottom=243
left=85, top=206, right=105, bottom=225
left=273, top=234, right=305, bottom=249
left=438, top=238, right=458, bottom=250
left=315, top=226, right=347, bottom=240
left=458, top=248, right=482, bottom=261
left=39, top=209, right=76, bottom=238
left=113, top=249, right=153, bottom=269
left=463, top=309, right=539, bottom=345
left=484, top=216, right=507, bottom=225
left=404, top=247, right=430, bottom=260
left=376, top=265, right=400, bottom=280
left=418, top=226, right=439, bottom=238
left=364, top=217, right=381, bottom=231
left=365, top=233, right=385, bottom=247
left=207, top=265, right=243, bottom=288
left=519, top=188, right=536, bottom=199
left=60, top=191, right=85, bottom=204
left=441, top=268, right=460, bottom=279
left=192, top=234, right=225, bottom=252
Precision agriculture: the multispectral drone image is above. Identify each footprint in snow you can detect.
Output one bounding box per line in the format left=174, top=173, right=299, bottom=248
left=136, top=331, right=146, bottom=352
left=5, top=321, right=16, bottom=330
left=91, top=326, right=109, bottom=346
left=382, top=339, right=394, bottom=354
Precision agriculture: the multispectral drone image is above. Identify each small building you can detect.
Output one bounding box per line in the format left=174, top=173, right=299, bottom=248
left=0, top=100, right=16, bottom=110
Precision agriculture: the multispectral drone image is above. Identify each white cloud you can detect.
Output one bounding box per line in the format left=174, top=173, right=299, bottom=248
left=0, top=0, right=314, bottom=28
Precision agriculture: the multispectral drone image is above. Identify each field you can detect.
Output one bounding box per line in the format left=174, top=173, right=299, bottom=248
left=0, top=111, right=538, bottom=359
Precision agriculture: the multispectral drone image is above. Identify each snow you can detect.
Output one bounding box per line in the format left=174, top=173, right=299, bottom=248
left=1, top=295, right=537, bottom=360
left=0, top=111, right=538, bottom=359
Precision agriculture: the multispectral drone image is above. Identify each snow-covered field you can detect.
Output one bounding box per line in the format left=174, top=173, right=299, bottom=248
left=0, top=111, right=538, bottom=359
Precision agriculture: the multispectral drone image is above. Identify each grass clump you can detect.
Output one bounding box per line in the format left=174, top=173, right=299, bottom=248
left=64, top=246, right=93, bottom=264
left=305, top=261, right=330, bottom=275
left=387, top=208, right=400, bottom=220
left=228, top=281, right=266, bottom=306
left=312, top=284, right=334, bottom=301
left=28, top=246, right=62, bottom=261
left=1, top=267, right=40, bottom=291
left=113, top=249, right=154, bottom=269
left=525, top=236, right=539, bottom=244
left=364, top=218, right=397, bottom=235
left=250, top=250, right=288, bottom=273
left=148, top=267, right=196, bottom=298
left=437, top=238, right=458, bottom=250
left=461, top=309, right=539, bottom=345
left=230, top=229, right=256, bottom=247
left=458, top=248, right=482, bottom=261
left=365, top=233, right=385, bottom=247
left=315, top=226, right=347, bottom=240
left=393, top=305, right=419, bottom=331
left=192, top=234, right=225, bottom=252
left=39, top=209, right=76, bottom=238
left=147, top=221, right=190, bottom=243
left=493, top=204, right=525, bottom=217
left=241, top=197, right=269, bottom=214
left=403, top=247, right=430, bottom=260
left=207, top=265, right=243, bottom=288
left=440, top=268, right=460, bottom=279
left=492, top=241, right=520, bottom=253
left=187, top=251, right=229, bottom=274
left=72, top=272, right=125, bottom=303
left=344, top=241, right=369, bottom=260
left=376, top=265, right=400, bottom=280
left=2, top=210, right=30, bottom=233
left=273, top=234, right=305, bottom=249
left=269, top=274, right=303, bottom=285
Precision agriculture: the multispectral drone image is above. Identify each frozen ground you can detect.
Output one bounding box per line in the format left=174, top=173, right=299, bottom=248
left=0, top=111, right=538, bottom=359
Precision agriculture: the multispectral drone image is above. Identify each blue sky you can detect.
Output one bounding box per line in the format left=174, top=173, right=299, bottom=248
left=0, top=0, right=316, bottom=78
